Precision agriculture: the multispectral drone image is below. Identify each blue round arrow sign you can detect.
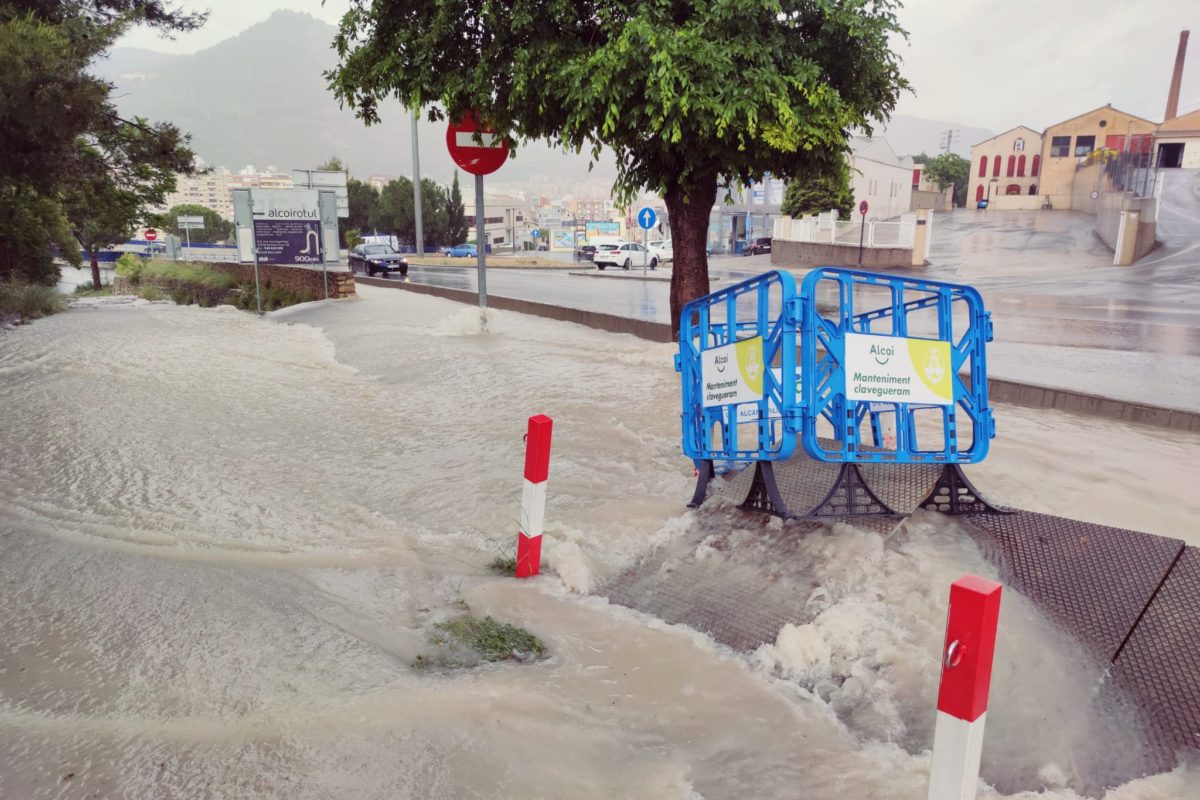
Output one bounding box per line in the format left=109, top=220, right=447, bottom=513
left=637, top=207, right=657, bottom=230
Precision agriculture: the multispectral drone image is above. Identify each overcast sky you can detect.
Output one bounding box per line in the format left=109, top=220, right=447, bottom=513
left=120, top=0, right=1200, bottom=132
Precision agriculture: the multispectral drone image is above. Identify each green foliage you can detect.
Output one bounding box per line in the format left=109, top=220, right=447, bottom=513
left=156, top=204, right=233, bottom=243
left=137, top=284, right=165, bottom=301
left=233, top=282, right=316, bottom=312
left=924, top=153, right=971, bottom=206
left=371, top=177, right=415, bottom=245
left=0, top=5, right=200, bottom=287
left=114, top=252, right=144, bottom=280
left=0, top=281, right=65, bottom=321
left=73, top=282, right=112, bottom=296
left=345, top=228, right=364, bottom=250
left=346, top=178, right=379, bottom=239
left=328, top=0, right=909, bottom=332
left=414, top=615, right=546, bottom=670
left=420, top=178, right=449, bottom=249
left=781, top=157, right=855, bottom=219
left=446, top=171, right=468, bottom=245
left=316, top=156, right=345, bottom=172
left=488, top=555, right=517, bottom=576
left=140, top=260, right=238, bottom=289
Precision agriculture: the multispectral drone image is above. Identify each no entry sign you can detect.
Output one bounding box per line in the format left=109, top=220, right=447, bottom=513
left=144, top=228, right=158, bottom=241
left=446, top=114, right=509, bottom=176
left=858, top=200, right=869, bottom=216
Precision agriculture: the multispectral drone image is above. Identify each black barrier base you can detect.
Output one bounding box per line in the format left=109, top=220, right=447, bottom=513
left=738, top=461, right=899, bottom=520
left=918, top=463, right=1011, bottom=516
left=807, top=463, right=899, bottom=518
left=687, top=460, right=714, bottom=509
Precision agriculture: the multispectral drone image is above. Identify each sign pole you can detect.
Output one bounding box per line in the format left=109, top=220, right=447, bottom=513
left=412, top=108, right=424, bottom=257
left=320, top=222, right=329, bottom=300
left=251, top=241, right=262, bottom=315
left=184, top=224, right=190, bottom=254
left=475, top=173, right=487, bottom=308
left=857, top=200, right=869, bottom=266
left=643, top=225, right=647, bottom=275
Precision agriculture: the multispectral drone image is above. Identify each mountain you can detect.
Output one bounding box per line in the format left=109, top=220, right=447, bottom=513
left=880, top=115, right=994, bottom=159
left=93, top=10, right=615, bottom=183
left=94, top=10, right=988, bottom=183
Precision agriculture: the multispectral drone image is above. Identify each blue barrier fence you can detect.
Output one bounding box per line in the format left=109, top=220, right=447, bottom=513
left=677, top=268, right=995, bottom=467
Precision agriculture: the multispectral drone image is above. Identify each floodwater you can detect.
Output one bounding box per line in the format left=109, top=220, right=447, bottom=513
left=1, top=287, right=1198, bottom=799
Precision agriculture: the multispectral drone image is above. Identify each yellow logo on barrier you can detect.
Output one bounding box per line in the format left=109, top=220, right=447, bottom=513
left=736, top=337, right=764, bottom=395
left=909, top=339, right=952, bottom=402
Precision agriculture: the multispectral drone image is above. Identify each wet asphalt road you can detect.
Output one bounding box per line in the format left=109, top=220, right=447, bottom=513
left=369, top=181, right=1200, bottom=411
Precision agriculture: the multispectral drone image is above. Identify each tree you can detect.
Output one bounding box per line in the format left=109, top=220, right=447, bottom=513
left=371, top=177, right=415, bottom=246
left=154, top=203, right=233, bottom=244
left=781, top=157, right=854, bottom=220
left=446, top=171, right=468, bottom=245
left=924, top=153, right=970, bottom=207
left=68, top=119, right=194, bottom=287
left=0, top=2, right=202, bottom=285
left=316, top=156, right=345, bottom=172
left=329, top=1, right=908, bottom=334
left=420, top=178, right=449, bottom=248
left=346, top=177, right=378, bottom=238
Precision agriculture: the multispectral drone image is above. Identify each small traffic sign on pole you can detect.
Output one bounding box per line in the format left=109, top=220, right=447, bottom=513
left=637, top=207, right=657, bottom=230
left=446, top=113, right=510, bottom=307
left=857, top=201, right=868, bottom=266
left=144, top=228, right=158, bottom=242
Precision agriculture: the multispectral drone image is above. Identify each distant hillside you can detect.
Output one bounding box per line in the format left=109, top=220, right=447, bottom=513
left=94, top=10, right=989, bottom=181
left=880, top=115, right=994, bottom=159
left=93, top=10, right=614, bottom=183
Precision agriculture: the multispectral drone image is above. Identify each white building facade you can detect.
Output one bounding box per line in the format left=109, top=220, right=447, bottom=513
left=848, top=137, right=914, bottom=221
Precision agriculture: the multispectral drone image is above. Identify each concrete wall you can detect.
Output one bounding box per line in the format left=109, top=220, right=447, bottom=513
left=1155, top=136, right=1200, bottom=169
left=986, top=194, right=1044, bottom=211
left=771, top=239, right=915, bottom=270
left=910, top=189, right=952, bottom=211
left=1071, top=163, right=1103, bottom=214
left=1095, top=193, right=1157, bottom=262
left=1040, top=107, right=1156, bottom=208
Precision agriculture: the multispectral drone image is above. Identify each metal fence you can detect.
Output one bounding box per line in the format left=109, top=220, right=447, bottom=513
left=1076, top=149, right=1159, bottom=199
left=779, top=211, right=920, bottom=250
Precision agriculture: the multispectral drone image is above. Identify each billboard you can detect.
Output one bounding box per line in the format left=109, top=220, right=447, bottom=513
left=585, top=221, right=620, bottom=241
left=251, top=189, right=323, bottom=266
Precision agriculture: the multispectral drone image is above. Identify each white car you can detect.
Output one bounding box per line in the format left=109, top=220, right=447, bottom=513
left=594, top=242, right=658, bottom=270
left=647, top=239, right=672, bottom=263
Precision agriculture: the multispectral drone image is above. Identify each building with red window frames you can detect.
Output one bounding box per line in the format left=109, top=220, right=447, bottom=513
left=968, top=126, right=1043, bottom=210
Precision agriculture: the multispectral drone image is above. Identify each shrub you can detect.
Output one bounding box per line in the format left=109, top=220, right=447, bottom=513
left=0, top=282, right=65, bottom=320
left=137, top=285, right=165, bottom=301
left=140, top=260, right=237, bottom=289
left=73, top=283, right=112, bottom=297
left=114, top=252, right=145, bottom=282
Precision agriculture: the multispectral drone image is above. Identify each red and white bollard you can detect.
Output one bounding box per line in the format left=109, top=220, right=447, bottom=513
left=516, top=414, right=553, bottom=578
left=928, top=575, right=1003, bottom=800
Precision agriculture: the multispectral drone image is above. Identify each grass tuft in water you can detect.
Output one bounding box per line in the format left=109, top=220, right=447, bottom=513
left=414, top=614, right=546, bottom=670
left=488, top=555, right=517, bottom=575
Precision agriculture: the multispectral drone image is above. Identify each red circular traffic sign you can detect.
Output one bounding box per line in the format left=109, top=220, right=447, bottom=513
left=858, top=200, right=869, bottom=216
left=144, top=228, right=158, bottom=241
left=446, top=113, right=509, bottom=176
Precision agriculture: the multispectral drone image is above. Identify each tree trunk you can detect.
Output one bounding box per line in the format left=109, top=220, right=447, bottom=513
left=90, top=249, right=101, bottom=290
left=664, top=171, right=719, bottom=338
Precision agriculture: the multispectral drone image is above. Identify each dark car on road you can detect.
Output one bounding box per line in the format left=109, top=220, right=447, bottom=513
left=745, top=237, right=772, bottom=256
left=349, top=244, right=409, bottom=277
left=575, top=244, right=597, bottom=262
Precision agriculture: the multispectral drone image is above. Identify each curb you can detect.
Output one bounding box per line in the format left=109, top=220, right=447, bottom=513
left=355, top=276, right=1200, bottom=433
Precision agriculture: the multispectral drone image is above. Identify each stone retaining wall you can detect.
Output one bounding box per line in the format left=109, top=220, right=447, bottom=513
left=114, top=262, right=356, bottom=300
left=771, top=239, right=916, bottom=270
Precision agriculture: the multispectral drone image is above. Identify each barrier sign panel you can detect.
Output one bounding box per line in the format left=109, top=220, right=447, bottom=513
left=844, top=333, right=952, bottom=406
left=701, top=337, right=764, bottom=407
left=251, top=189, right=322, bottom=265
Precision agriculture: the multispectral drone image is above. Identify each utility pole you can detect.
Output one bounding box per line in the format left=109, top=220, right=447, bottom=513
left=411, top=108, right=424, bottom=255
left=939, top=129, right=960, bottom=154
